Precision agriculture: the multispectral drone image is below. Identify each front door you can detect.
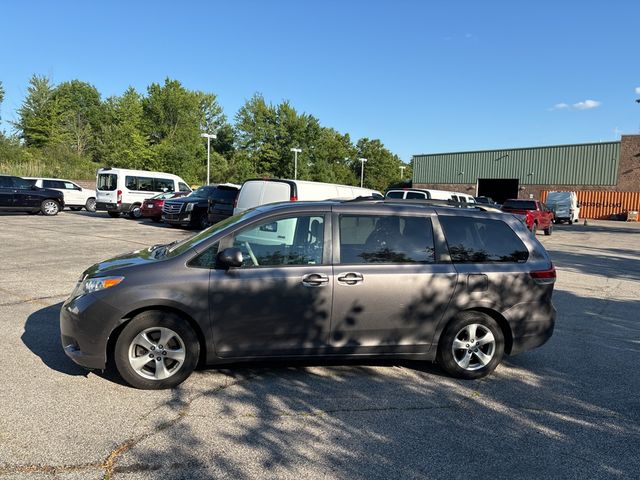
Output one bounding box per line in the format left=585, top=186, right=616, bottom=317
left=330, top=211, right=457, bottom=353
left=12, top=177, right=41, bottom=209
left=210, top=212, right=332, bottom=357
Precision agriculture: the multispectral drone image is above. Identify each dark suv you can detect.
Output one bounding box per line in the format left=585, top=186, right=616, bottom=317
left=162, top=184, right=239, bottom=229
left=0, top=174, right=65, bottom=215
left=61, top=199, right=556, bottom=389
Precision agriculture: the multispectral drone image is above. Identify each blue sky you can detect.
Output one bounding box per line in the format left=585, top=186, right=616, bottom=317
left=1, top=0, right=639, bottom=161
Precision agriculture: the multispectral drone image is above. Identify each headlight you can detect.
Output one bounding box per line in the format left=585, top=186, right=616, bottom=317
left=185, top=203, right=194, bottom=212
left=80, top=276, right=124, bottom=295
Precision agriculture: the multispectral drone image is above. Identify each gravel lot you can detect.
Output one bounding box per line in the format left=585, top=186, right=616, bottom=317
left=0, top=211, right=639, bottom=479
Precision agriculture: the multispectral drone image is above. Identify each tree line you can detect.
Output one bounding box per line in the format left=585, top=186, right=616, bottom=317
left=0, top=77, right=411, bottom=190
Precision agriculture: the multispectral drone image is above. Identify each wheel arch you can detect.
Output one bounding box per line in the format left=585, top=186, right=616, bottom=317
left=107, top=305, right=208, bottom=366
left=463, top=307, right=513, bottom=355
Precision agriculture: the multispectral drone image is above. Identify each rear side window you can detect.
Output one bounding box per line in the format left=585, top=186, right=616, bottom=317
left=440, top=216, right=529, bottom=263
left=212, top=188, right=238, bottom=203
left=406, top=191, right=428, bottom=199
left=125, top=176, right=154, bottom=191
left=155, top=178, right=175, bottom=192
left=97, top=174, right=117, bottom=191
left=339, top=215, right=435, bottom=264
left=386, top=191, right=404, bottom=199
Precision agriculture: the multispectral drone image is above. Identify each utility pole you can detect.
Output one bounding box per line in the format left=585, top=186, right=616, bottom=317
left=200, top=132, right=217, bottom=185
left=359, top=158, right=367, bottom=188
left=399, top=165, right=406, bottom=179
left=290, top=148, right=302, bottom=180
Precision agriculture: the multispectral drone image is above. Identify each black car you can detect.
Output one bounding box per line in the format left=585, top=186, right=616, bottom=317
left=0, top=174, right=65, bottom=215
left=61, top=198, right=556, bottom=389
left=162, top=184, right=239, bottom=229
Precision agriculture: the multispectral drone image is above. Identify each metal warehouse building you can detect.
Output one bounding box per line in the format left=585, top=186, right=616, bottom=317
left=412, top=134, right=640, bottom=208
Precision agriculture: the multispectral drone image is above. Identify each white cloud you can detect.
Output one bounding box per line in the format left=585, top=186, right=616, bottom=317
left=573, top=99, right=601, bottom=110
left=635, top=87, right=640, bottom=95
left=551, top=99, right=601, bottom=111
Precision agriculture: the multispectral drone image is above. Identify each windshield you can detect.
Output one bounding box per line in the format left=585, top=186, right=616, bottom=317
left=188, top=187, right=213, bottom=199
left=164, top=209, right=259, bottom=258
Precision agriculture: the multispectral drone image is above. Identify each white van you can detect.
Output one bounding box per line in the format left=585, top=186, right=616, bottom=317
left=233, top=179, right=383, bottom=214
left=385, top=188, right=476, bottom=204
left=96, top=167, right=192, bottom=218
left=25, top=177, right=97, bottom=212
left=546, top=191, right=579, bottom=224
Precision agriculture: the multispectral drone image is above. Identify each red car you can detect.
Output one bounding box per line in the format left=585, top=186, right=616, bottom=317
left=141, top=192, right=188, bottom=222
left=501, top=199, right=555, bottom=235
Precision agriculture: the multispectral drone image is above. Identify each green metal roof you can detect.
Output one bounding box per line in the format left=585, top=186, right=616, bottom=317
left=412, top=141, right=620, bottom=185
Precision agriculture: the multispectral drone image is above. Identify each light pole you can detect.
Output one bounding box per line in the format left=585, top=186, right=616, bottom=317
left=290, top=147, right=302, bottom=180
left=399, top=166, right=406, bottom=179
left=359, top=158, right=367, bottom=188
left=201, top=132, right=217, bottom=185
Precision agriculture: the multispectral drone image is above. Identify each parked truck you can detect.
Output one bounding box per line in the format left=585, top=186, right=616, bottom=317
left=501, top=199, right=555, bottom=235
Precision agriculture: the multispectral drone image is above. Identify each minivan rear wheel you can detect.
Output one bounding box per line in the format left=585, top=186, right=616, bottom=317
left=437, top=312, right=504, bottom=379
left=114, top=311, right=200, bottom=389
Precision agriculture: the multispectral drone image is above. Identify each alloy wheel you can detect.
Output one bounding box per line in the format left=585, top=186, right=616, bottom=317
left=127, top=327, right=186, bottom=380
left=451, top=323, right=496, bottom=371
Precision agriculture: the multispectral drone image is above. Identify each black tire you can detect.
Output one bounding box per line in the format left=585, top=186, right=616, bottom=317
left=114, top=311, right=200, bottom=390
left=41, top=199, right=60, bottom=216
left=128, top=204, right=142, bottom=219
left=108, top=211, right=121, bottom=218
left=197, top=212, right=210, bottom=230
left=544, top=223, right=553, bottom=236
left=437, top=311, right=504, bottom=380
left=70, top=206, right=82, bottom=211
left=85, top=198, right=96, bottom=212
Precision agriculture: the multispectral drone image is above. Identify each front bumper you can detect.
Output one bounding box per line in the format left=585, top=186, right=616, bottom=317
left=60, top=293, right=124, bottom=370
left=163, top=212, right=192, bottom=225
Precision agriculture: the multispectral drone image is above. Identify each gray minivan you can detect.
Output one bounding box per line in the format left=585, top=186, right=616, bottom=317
left=61, top=199, right=556, bottom=389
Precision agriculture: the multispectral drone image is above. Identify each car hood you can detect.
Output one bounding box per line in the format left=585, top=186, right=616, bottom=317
left=165, top=197, right=204, bottom=204
left=82, top=246, right=163, bottom=277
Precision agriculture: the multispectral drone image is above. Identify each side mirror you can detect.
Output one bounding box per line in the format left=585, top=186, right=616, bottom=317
left=31, top=185, right=39, bottom=190
left=217, top=247, right=243, bottom=269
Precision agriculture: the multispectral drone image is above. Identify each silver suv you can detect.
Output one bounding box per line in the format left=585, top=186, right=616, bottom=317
left=61, top=199, right=556, bottom=389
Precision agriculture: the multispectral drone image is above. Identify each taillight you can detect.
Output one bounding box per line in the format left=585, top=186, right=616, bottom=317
left=290, top=195, right=298, bottom=202
left=530, top=265, right=556, bottom=285
left=117, top=190, right=122, bottom=205
left=233, top=197, right=238, bottom=209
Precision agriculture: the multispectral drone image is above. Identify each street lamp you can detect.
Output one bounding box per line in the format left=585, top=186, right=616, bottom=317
left=399, top=166, right=406, bottom=179
left=201, top=132, right=217, bottom=185
left=290, top=148, right=302, bottom=180
left=359, top=158, right=367, bottom=188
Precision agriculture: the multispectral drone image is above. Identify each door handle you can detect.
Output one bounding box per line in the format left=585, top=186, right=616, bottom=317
left=337, top=272, right=363, bottom=285
left=302, top=273, right=329, bottom=287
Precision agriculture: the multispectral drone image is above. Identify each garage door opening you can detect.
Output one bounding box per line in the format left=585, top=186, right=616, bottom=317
left=477, top=178, right=519, bottom=205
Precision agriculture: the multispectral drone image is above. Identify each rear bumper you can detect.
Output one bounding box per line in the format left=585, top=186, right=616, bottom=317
left=504, top=302, right=556, bottom=355
left=96, top=202, right=132, bottom=213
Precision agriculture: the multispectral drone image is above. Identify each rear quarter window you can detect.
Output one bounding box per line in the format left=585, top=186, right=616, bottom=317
left=439, top=216, right=529, bottom=263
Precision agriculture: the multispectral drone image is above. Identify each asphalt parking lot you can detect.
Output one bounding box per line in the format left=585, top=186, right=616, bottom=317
left=0, top=211, right=639, bottom=479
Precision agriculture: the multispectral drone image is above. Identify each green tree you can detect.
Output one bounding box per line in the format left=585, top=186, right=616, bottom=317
left=14, top=75, right=60, bottom=148
left=142, top=78, right=229, bottom=184
left=355, top=137, right=404, bottom=191
left=98, top=87, right=150, bottom=169
left=52, top=80, right=104, bottom=157
left=309, top=128, right=358, bottom=185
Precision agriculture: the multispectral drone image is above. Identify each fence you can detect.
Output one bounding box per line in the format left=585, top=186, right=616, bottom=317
left=540, top=190, right=640, bottom=220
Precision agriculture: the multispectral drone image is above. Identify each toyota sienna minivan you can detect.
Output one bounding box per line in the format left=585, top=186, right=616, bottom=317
left=61, top=199, right=556, bottom=389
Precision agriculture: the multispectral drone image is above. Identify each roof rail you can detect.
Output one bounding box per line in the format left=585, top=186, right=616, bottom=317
left=383, top=198, right=502, bottom=212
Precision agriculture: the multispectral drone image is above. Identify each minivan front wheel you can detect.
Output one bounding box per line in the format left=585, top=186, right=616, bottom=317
left=437, top=312, right=504, bottom=379
left=114, top=311, right=200, bottom=389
